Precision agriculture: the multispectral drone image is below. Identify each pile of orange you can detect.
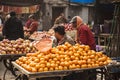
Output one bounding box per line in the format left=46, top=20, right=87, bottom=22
left=16, top=42, right=111, bottom=72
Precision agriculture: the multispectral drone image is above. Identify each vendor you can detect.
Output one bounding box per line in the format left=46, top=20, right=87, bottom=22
left=26, top=15, right=38, bottom=34
left=53, top=25, right=75, bottom=46
left=54, top=13, right=67, bottom=25
left=25, top=14, right=34, bottom=29
left=2, top=11, right=24, bottom=40
left=70, top=16, right=96, bottom=50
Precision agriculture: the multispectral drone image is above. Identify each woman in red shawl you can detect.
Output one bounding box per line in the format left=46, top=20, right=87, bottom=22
left=70, top=16, right=96, bottom=50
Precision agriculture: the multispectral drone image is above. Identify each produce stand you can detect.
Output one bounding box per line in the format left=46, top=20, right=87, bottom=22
left=29, top=31, right=53, bottom=41
left=12, top=61, right=120, bottom=80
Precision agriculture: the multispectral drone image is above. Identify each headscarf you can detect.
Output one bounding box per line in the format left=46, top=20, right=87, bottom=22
left=70, top=16, right=83, bottom=28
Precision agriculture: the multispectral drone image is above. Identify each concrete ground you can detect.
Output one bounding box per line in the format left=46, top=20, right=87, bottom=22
left=0, top=61, right=15, bottom=80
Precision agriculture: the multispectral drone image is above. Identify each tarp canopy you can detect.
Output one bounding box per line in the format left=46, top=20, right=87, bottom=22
left=70, top=0, right=95, bottom=4
left=0, top=0, right=43, bottom=7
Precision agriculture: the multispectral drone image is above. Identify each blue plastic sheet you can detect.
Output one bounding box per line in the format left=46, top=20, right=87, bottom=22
left=70, top=0, right=95, bottom=4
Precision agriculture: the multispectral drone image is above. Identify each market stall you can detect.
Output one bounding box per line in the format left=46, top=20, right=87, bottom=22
left=0, top=0, right=43, bottom=78
left=0, top=39, right=37, bottom=79
left=12, top=61, right=120, bottom=80
left=10, top=42, right=120, bottom=80
left=0, top=0, right=120, bottom=80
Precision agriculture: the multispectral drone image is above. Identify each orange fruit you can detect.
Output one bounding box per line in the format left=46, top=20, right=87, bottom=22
left=29, top=62, right=36, bottom=67
left=58, top=66, right=63, bottom=70
left=38, top=68, right=44, bottom=72
left=18, top=62, right=23, bottom=66
left=81, top=60, right=87, bottom=64
left=31, top=67, right=37, bottom=72
left=63, top=45, right=68, bottom=50
left=46, top=63, right=51, bottom=68
left=91, top=50, right=96, bottom=55
left=26, top=66, right=32, bottom=72
left=44, top=67, right=49, bottom=71
left=87, top=64, right=92, bottom=68
left=78, top=60, right=82, bottom=65
left=16, top=60, right=20, bottom=64
left=60, top=48, right=64, bottom=52
left=90, top=55, right=95, bottom=59
left=65, top=57, right=70, bottom=61
left=99, top=62, right=104, bottom=66
left=64, top=61, right=70, bottom=66
left=40, top=60, right=45, bottom=64
left=55, top=67, right=59, bottom=70
left=74, top=53, right=79, bottom=57
left=49, top=59, right=52, bottom=62
left=40, top=58, right=45, bottom=61
left=50, top=63, right=56, bottom=68
left=94, top=64, right=99, bottom=67
left=35, top=64, right=41, bottom=69
left=72, top=60, right=78, bottom=64
left=60, top=62, right=65, bottom=66
left=69, top=65, right=73, bottom=69
left=63, top=66, right=68, bottom=70
left=75, top=57, right=79, bottom=60
left=55, top=64, right=58, bottom=67
left=76, top=65, right=80, bottom=68
left=56, top=61, right=60, bottom=64
left=82, top=56, right=89, bottom=60
left=81, top=64, right=88, bottom=68
left=79, top=56, right=83, bottom=60
left=72, top=64, right=76, bottom=69
left=103, top=61, right=108, bottom=65
left=53, top=58, right=58, bottom=61
left=40, top=64, right=46, bottom=68
left=34, top=59, right=40, bottom=63
left=51, top=61, right=55, bottom=64
left=49, top=67, right=54, bottom=71
left=71, top=56, right=75, bottom=60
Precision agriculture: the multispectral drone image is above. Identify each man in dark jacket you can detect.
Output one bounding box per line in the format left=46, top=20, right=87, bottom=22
left=2, top=11, right=24, bottom=40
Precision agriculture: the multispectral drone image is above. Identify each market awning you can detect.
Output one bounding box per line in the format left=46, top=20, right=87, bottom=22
left=70, top=0, right=95, bottom=4
left=0, top=0, right=43, bottom=7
